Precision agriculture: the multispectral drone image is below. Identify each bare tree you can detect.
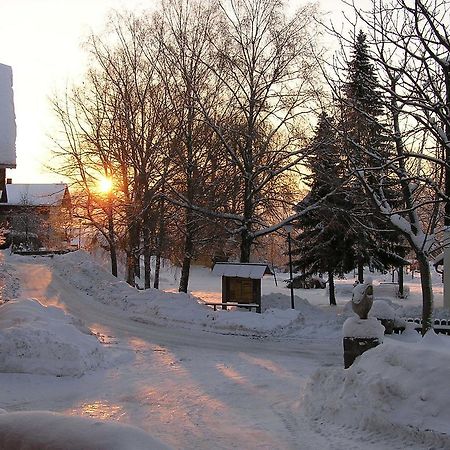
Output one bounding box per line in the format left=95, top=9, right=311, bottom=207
left=325, top=0, right=450, bottom=333
left=151, top=0, right=237, bottom=292
left=193, top=0, right=321, bottom=262
left=51, top=11, right=170, bottom=286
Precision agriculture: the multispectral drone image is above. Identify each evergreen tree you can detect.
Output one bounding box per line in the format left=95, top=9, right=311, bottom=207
left=292, top=112, right=355, bottom=305
left=341, top=30, right=408, bottom=282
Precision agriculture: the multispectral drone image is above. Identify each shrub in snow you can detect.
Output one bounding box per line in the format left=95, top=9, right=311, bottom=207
left=0, top=411, right=170, bottom=450
left=285, top=274, right=326, bottom=289
left=0, top=298, right=104, bottom=376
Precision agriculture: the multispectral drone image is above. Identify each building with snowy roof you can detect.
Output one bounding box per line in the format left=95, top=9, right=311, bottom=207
left=1, top=183, right=70, bottom=207
left=0, top=183, right=71, bottom=249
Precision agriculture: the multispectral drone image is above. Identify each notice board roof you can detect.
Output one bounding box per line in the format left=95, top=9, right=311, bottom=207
left=212, top=262, right=273, bottom=279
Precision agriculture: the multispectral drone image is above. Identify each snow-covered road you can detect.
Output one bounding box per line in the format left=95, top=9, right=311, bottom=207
left=1, top=258, right=434, bottom=449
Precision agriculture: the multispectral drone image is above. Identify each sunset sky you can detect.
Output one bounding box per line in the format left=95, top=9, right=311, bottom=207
left=0, top=0, right=350, bottom=185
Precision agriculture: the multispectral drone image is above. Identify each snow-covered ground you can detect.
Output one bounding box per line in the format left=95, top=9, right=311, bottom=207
left=0, top=250, right=448, bottom=449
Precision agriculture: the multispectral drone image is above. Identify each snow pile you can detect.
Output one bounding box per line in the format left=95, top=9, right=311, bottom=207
left=0, top=298, right=104, bottom=376
left=305, top=333, right=450, bottom=446
left=369, top=299, right=397, bottom=320
left=45, top=251, right=342, bottom=338
left=0, top=410, right=170, bottom=450
left=342, top=317, right=385, bottom=339
left=0, top=258, right=20, bottom=303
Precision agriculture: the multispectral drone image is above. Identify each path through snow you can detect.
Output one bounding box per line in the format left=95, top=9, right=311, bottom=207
left=0, top=255, right=442, bottom=449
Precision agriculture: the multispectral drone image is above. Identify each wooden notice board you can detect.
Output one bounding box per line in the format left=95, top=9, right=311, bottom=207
left=223, top=276, right=261, bottom=307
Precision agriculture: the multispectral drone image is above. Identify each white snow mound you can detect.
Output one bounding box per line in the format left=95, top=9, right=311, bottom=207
left=304, top=334, right=450, bottom=446
left=0, top=298, right=104, bottom=376
left=44, top=251, right=343, bottom=338
left=0, top=410, right=171, bottom=450
left=369, top=299, right=397, bottom=320
left=342, top=317, right=385, bottom=339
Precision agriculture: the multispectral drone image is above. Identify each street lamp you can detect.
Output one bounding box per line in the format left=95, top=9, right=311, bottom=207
left=284, top=223, right=295, bottom=310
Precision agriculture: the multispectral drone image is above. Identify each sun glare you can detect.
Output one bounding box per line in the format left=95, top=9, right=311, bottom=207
left=98, top=176, right=113, bottom=194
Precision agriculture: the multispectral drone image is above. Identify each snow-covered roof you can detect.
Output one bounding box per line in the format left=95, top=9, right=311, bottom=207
left=0, top=63, right=16, bottom=168
left=212, top=262, right=273, bottom=279
left=4, top=184, right=69, bottom=206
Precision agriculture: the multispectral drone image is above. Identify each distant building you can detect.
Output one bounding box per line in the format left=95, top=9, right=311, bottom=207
left=0, top=183, right=71, bottom=249
left=0, top=64, right=72, bottom=250
left=0, top=183, right=70, bottom=207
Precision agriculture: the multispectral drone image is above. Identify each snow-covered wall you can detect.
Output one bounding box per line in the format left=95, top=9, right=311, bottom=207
left=0, top=63, right=16, bottom=168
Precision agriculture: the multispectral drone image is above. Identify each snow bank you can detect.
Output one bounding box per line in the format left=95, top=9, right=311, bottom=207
left=369, top=299, right=397, bottom=320
left=0, top=411, right=170, bottom=450
left=342, top=317, right=385, bottom=339
left=0, top=258, right=20, bottom=303
left=44, top=251, right=343, bottom=339
left=305, top=333, right=450, bottom=446
left=0, top=298, right=104, bottom=376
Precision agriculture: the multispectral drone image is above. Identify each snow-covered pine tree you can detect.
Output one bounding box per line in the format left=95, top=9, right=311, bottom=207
left=340, top=30, right=408, bottom=282
left=292, top=112, right=355, bottom=305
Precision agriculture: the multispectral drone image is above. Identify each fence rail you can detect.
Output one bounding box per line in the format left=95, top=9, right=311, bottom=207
left=393, top=318, right=450, bottom=335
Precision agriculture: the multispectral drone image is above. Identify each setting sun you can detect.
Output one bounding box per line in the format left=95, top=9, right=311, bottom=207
left=97, top=176, right=113, bottom=194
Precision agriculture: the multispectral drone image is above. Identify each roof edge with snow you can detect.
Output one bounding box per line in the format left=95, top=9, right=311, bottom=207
left=212, top=262, right=273, bottom=279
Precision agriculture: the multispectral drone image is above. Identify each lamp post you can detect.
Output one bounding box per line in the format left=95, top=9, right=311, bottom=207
left=284, top=224, right=295, bottom=309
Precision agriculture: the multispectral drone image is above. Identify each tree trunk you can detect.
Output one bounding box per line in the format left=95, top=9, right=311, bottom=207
left=143, top=225, right=151, bottom=289
left=328, top=270, right=336, bottom=306
left=126, top=253, right=135, bottom=287
left=398, top=265, right=404, bottom=298
left=109, top=245, right=118, bottom=278
left=154, top=254, right=161, bottom=289
left=126, top=217, right=139, bottom=287
left=179, top=232, right=193, bottom=293
left=154, top=195, right=165, bottom=289
left=240, top=228, right=252, bottom=263
left=416, top=251, right=433, bottom=335
left=106, top=201, right=117, bottom=277
left=357, top=259, right=364, bottom=284
left=240, top=171, right=253, bottom=263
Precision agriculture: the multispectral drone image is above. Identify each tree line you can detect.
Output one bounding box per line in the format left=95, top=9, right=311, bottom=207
left=51, top=0, right=450, bottom=334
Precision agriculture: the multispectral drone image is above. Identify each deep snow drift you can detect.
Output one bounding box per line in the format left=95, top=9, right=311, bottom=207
left=0, top=298, right=104, bottom=376
left=0, top=249, right=449, bottom=448
left=43, top=250, right=346, bottom=339
left=305, top=329, right=450, bottom=447
left=0, top=410, right=169, bottom=450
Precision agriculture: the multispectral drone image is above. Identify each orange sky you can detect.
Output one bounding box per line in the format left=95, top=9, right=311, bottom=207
left=0, top=0, right=349, bottom=185
left=0, top=0, right=149, bottom=184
